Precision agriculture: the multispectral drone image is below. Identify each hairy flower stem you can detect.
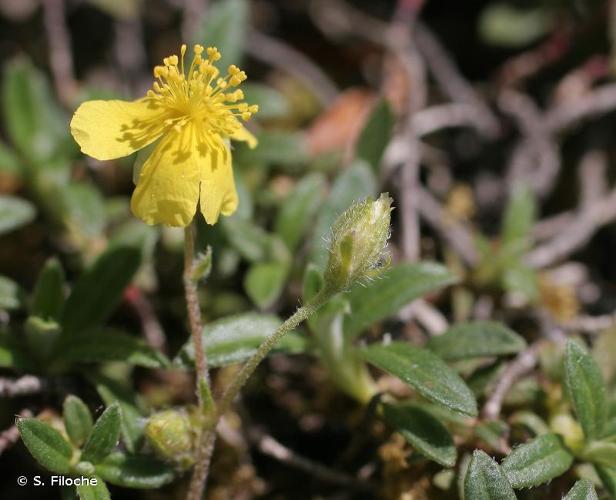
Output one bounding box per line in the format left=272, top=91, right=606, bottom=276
left=186, top=431, right=216, bottom=500
left=218, top=289, right=330, bottom=415
left=187, top=289, right=331, bottom=500
left=183, top=223, right=210, bottom=407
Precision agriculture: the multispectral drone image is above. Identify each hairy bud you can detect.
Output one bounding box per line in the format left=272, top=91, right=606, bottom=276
left=323, top=193, right=393, bottom=292
left=144, top=408, right=200, bottom=469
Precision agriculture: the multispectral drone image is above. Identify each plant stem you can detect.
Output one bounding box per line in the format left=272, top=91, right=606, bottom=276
left=186, top=431, right=216, bottom=500
left=218, top=289, right=330, bottom=416
left=183, top=223, right=210, bottom=407
left=186, top=289, right=331, bottom=500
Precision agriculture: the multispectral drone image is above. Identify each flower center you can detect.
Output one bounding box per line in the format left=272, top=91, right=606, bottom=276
left=145, top=44, right=258, bottom=137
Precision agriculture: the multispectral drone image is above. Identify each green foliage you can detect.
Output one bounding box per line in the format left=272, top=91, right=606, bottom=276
left=344, top=262, right=457, bottom=338
left=500, top=433, right=573, bottom=488
left=63, top=395, right=94, bottom=447
left=81, top=404, right=122, bottom=464
left=427, top=321, right=526, bottom=360
left=2, top=58, right=71, bottom=163
left=563, top=479, right=599, bottom=500
left=274, top=173, right=325, bottom=251
left=61, top=246, right=141, bottom=335
left=564, top=340, right=608, bottom=440
left=95, top=452, right=175, bottom=488
left=356, top=99, right=395, bottom=172
left=175, top=312, right=308, bottom=368
left=76, top=479, right=110, bottom=500
left=17, top=418, right=73, bottom=473
left=0, top=194, right=35, bottom=235
left=193, top=0, right=248, bottom=68
left=464, top=450, right=516, bottom=500
left=31, top=257, right=65, bottom=320
left=361, top=342, right=478, bottom=417
left=60, top=330, right=169, bottom=368
left=0, top=275, right=22, bottom=310
left=382, top=402, right=456, bottom=467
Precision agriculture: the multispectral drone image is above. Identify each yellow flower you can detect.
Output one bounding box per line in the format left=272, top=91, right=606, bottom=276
left=70, top=44, right=258, bottom=226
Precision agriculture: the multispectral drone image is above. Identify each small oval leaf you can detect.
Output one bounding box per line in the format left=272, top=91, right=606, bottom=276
left=464, top=450, right=516, bottom=500
left=383, top=403, right=456, bottom=467
left=501, top=433, right=573, bottom=488
left=563, top=479, right=599, bottom=500
left=361, top=342, right=478, bottom=417
left=17, top=418, right=72, bottom=473
left=564, top=340, right=607, bottom=440
left=427, top=321, right=526, bottom=361
left=81, top=404, right=121, bottom=464
left=63, top=395, right=94, bottom=447
left=95, top=451, right=175, bottom=489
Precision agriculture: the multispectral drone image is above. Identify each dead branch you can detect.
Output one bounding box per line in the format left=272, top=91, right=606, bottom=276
left=482, top=342, right=542, bottom=420
left=0, top=376, right=45, bottom=398
left=249, top=428, right=375, bottom=492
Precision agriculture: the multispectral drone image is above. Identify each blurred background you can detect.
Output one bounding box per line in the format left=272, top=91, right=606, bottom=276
left=1, top=0, right=616, bottom=498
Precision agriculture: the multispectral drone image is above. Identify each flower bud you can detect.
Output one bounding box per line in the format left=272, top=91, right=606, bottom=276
left=323, top=193, right=393, bottom=292
left=144, top=408, right=199, bottom=469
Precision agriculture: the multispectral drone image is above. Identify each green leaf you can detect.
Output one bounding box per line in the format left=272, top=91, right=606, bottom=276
left=31, top=257, right=65, bottom=320
left=581, top=440, right=616, bottom=467
left=63, top=395, right=94, bottom=447
left=427, top=321, right=526, bottom=361
left=344, top=262, right=457, bottom=338
left=502, top=184, right=536, bottom=256
left=310, top=160, right=377, bottom=269
left=2, top=58, right=70, bottom=162
left=242, top=83, right=289, bottom=119
left=500, top=433, right=573, bottom=488
left=244, top=261, right=288, bottom=310
left=563, top=479, right=599, bottom=500
left=0, top=275, right=22, bottom=310
left=235, top=130, right=309, bottom=167
left=479, top=3, right=553, bottom=48
left=0, top=330, right=31, bottom=369
left=17, top=418, right=72, bottom=473
left=60, top=330, right=169, bottom=368
left=0, top=195, right=35, bottom=235
left=222, top=217, right=271, bottom=262
left=356, top=99, right=394, bottom=172
left=93, top=376, right=144, bottom=453
left=382, top=403, right=456, bottom=467
left=61, top=246, right=141, bottom=335
left=0, top=140, right=22, bottom=175
left=95, top=451, right=175, bottom=488
left=595, top=465, right=616, bottom=497
left=309, top=296, right=377, bottom=403
left=81, top=404, right=121, bottom=464
left=76, top=478, right=110, bottom=500
left=464, top=450, right=516, bottom=500
left=175, top=312, right=308, bottom=368
left=275, top=173, right=326, bottom=251
left=56, top=182, right=106, bottom=239
left=361, top=342, right=477, bottom=416
left=302, top=263, right=324, bottom=303
left=193, top=0, right=248, bottom=68
left=564, top=340, right=607, bottom=440
left=501, top=262, right=538, bottom=300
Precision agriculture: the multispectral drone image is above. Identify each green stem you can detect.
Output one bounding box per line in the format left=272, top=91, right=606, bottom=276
left=218, top=289, right=330, bottom=417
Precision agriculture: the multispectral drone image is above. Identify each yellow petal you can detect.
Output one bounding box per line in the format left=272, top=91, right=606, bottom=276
left=130, top=125, right=201, bottom=227
left=229, top=121, right=257, bottom=149
left=199, top=136, right=238, bottom=225
left=70, top=99, right=166, bottom=160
